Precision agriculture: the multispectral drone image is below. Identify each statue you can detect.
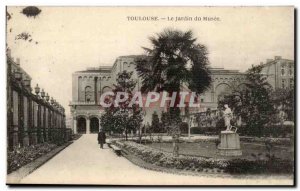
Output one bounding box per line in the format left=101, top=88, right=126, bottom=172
left=218, top=104, right=242, bottom=156
left=223, top=104, right=232, bottom=131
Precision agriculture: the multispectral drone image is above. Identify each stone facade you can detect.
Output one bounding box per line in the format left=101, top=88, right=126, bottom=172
left=70, top=55, right=249, bottom=134
left=260, top=56, right=294, bottom=90
left=70, top=55, right=294, bottom=134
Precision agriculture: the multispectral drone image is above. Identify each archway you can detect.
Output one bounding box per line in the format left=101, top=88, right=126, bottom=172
left=215, top=83, right=232, bottom=102
left=77, top=117, right=86, bottom=134
left=90, top=117, right=99, bottom=133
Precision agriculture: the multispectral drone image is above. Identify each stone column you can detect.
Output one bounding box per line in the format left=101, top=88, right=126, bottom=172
left=39, top=105, right=44, bottom=143
left=98, top=118, right=101, bottom=132
left=12, top=90, right=19, bottom=148
left=86, top=118, right=90, bottom=134
left=23, top=96, right=29, bottom=146
left=73, top=118, right=77, bottom=134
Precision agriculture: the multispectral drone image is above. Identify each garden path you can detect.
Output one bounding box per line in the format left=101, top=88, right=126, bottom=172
left=20, top=134, right=292, bottom=185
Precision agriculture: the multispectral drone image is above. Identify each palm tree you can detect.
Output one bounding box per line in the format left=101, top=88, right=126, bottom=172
left=135, top=29, right=212, bottom=156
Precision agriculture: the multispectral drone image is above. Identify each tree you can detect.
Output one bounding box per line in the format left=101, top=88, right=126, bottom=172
left=135, top=29, right=212, bottom=156
left=6, top=6, right=42, bottom=49
left=100, top=71, right=143, bottom=140
left=151, top=111, right=160, bottom=133
left=160, top=111, right=171, bottom=134
left=271, top=88, right=294, bottom=122
left=219, top=65, right=275, bottom=137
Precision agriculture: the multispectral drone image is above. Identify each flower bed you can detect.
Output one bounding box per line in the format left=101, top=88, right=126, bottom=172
left=7, top=143, right=57, bottom=174
left=121, top=141, right=293, bottom=174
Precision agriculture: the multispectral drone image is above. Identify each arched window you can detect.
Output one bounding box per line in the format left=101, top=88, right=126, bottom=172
left=85, top=86, right=93, bottom=102
left=281, top=64, right=285, bottom=76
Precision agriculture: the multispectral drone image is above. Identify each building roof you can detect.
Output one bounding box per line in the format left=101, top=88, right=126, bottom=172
left=260, top=57, right=294, bottom=68
left=74, top=54, right=247, bottom=75
left=75, top=66, right=112, bottom=73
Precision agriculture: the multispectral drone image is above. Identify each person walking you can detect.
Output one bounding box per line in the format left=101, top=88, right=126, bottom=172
left=98, top=129, right=106, bottom=149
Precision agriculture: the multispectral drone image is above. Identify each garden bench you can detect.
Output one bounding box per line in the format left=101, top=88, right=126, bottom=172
left=230, top=126, right=238, bottom=133
left=111, top=144, right=122, bottom=156
left=116, top=141, right=125, bottom=147
left=106, top=139, right=112, bottom=148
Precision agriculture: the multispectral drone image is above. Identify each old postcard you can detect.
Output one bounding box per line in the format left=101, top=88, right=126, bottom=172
left=6, top=6, right=295, bottom=185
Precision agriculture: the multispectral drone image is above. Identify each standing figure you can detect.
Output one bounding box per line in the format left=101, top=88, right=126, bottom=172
left=98, top=129, right=106, bottom=149
left=223, top=104, right=233, bottom=131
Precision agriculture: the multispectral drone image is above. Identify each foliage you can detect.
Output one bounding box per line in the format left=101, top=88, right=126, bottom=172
left=7, top=143, right=57, bottom=174
left=270, top=88, right=294, bottom=122
left=21, top=6, right=42, bottom=18
left=190, top=126, right=218, bottom=135
left=135, top=29, right=212, bottom=141
left=238, top=124, right=293, bottom=138
left=123, top=141, right=227, bottom=171
left=122, top=141, right=293, bottom=174
left=135, top=29, right=211, bottom=95
left=6, top=6, right=41, bottom=50
left=160, top=111, right=171, bottom=133
left=15, top=32, right=32, bottom=41
left=151, top=111, right=161, bottom=133
left=225, top=158, right=293, bottom=174
left=179, top=122, right=189, bottom=134
left=218, top=65, right=276, bottom=137
left=100, top=71, right=143, bottom=140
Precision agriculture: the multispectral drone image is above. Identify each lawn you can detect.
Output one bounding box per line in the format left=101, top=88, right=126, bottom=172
left=147, top=142, right=294, bottom=161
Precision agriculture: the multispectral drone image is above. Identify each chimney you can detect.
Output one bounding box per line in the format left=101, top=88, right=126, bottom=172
left=16, top=58, right=20, bottom=66
left=274, top=56, right=282, bottom=60
left=266, top=59, right=273, bottom=63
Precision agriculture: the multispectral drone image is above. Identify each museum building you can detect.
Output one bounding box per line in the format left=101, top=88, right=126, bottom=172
left=70, top=55, right=254, bottom=134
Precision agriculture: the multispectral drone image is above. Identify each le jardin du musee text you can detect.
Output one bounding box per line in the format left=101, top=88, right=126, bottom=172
left=126, top=16, right=220, bottom=22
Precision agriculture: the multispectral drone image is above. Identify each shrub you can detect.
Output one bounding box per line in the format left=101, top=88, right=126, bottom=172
left=190, top=126, right=218, bottom=135
left=179, top=122, right=188, bottom=134
left=239, top=124, right=293, bottom=138
left=121, top=141, right=293, bottom=175
left=7, top=143, right=57, bottom=174
left=225, top=158, right=293, bottom=174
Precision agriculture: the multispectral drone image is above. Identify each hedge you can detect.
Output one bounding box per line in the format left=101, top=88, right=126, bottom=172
left=190, top=126, right=218, bottom=135
left=190, top=124, right=294, bottom=138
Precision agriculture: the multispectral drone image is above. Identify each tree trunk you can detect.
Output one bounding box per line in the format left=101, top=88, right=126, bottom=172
left=168, top=91, right=181, bottom=157
left=139, top=126, right=142, bottom=144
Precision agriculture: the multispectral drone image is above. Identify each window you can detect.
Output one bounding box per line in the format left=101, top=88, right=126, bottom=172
left=282, top=79, right=286, bottom=89
left=85, top=86, right=93, bottom=102
left=290, top=79, right=294, bottom=88
left=289, top=64, right=293, bottom=76
left=281, top=64, right=285, bottom=76
left=201, top=98, right=204, bottom=103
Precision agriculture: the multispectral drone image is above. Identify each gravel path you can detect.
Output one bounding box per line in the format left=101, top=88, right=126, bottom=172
left=20, top=134, right=293, bottom=185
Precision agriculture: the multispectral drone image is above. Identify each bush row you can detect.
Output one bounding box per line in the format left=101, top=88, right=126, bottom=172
left=190, top=124, right=294, bottom=138
left=123, top=141, right=227, bottom=170
left=121, top=141, right=293, bottom=174
left=7, top=143, right=57, bottom=174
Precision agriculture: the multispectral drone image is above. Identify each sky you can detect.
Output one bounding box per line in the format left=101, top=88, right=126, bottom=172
left=6, top=6, right=294, bottom=116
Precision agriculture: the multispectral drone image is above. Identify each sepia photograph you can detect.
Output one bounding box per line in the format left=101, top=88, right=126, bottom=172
left=5, top=6, right=295, bottom=186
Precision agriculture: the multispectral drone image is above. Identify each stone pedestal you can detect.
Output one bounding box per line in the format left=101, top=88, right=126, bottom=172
left=218, top=130, right=242, bottom=156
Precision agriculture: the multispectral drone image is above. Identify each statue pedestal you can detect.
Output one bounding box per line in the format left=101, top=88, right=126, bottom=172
left=218, top=130, right=242, bottom=156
